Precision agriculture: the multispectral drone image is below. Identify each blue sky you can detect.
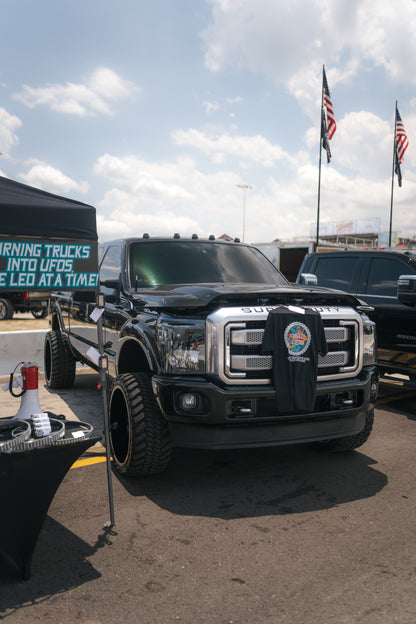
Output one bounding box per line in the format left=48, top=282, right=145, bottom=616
left=1, top=0, right=416, bottom=244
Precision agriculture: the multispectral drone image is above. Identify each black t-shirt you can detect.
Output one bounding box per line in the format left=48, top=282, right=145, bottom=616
left=261, top=306, right=328, bottom=414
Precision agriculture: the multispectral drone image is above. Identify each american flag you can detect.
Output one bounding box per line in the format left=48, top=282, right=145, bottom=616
left=395, top=144, right=402, bottom=187
left=396, top=106, right=408, bottom=164
left=323, top=68, right=336, bottom=139
left=321, top=107, right=331, bottom=163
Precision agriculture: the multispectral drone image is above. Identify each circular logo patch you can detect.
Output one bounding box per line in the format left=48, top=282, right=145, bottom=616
left=284, top=322, right=311, bottom=355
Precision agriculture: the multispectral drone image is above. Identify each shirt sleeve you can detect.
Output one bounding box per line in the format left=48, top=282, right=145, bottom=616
left=318, top=317, right=328, bottom=356
left=261, top=314, right=275, bottom=354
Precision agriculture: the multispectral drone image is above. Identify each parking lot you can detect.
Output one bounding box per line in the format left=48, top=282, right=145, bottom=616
left=1, top=366, right=416, bottom=624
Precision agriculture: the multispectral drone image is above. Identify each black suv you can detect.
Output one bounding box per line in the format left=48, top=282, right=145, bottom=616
left=0, top=291, right=48, bottom=320
left=297, top=249, right=416, bottom=381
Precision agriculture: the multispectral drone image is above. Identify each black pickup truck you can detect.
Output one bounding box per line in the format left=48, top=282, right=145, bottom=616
left=45, top=236, right=378, bottom=476
left=297, top=249, right=416, bottom=382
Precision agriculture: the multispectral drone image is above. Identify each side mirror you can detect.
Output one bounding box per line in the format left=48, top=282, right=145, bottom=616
left=397, top=274, right=416, bottom=307
left=100, top=279, right=121, bottom=304
left=299, top=273, right=318, bottom=286
left=100, top=279, right=120, bottom=290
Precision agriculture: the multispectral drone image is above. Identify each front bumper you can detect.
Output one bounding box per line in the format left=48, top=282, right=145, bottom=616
left=152, top=366, right=378, bottom=449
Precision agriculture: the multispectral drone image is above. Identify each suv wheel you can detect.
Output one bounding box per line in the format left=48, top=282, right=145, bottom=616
left=109, top=372, right=173, bottom=477
left=44, top=330, right=76, bottom=389
left=317, top=408, right=374, bottom=452
left=0, top=298, right=14, bottom=320
left=32, top=308, right=48, bottom=319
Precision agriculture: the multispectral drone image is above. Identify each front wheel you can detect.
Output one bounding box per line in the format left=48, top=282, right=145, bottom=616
left=317, top=408, right=374, bottom=452
left=44, top=330, right=76, bottom=389
left=32, top=307, right=48, bottom=319
left=109, top=372, right=173, bottom=477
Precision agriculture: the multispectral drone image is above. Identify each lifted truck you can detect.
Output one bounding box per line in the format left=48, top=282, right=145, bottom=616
left=45, top=235, right=378, bottom=476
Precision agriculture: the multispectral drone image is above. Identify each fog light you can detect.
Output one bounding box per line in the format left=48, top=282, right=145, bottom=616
left=179, top=393, right=198, bottom=410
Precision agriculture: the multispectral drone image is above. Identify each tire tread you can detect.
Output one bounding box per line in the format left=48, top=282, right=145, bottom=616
left=110, top=372, right=172, bottom=477
left=318, top=408, right=374, bottom=452
left=44, top=330, right=76, bottom=389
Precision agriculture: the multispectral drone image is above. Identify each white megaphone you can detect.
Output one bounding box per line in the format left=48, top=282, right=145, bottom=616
left=14, top=362, right=43, bottom=420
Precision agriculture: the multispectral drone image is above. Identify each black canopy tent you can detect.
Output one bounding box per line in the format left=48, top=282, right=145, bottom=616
left=0, top=176, right=114, bottom=579
left=0, top=175, right=97, bottom=240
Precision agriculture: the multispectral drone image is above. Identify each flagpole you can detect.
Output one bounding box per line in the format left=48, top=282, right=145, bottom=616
left=389, top=100, right=397, bottom=248
left=316, top=66, right=324, bottom=248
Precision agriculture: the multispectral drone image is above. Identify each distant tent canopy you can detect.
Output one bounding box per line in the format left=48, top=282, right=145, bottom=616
left=0, top=176, right=97, bottom=241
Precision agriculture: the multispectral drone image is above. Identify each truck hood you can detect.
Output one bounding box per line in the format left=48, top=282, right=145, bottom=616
left=128, top=283, right=362, bottom=309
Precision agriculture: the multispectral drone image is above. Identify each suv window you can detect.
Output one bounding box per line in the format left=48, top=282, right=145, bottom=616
left=366, top=257, right=409, bottom=297
left=314, top=256, right=360, bottom=291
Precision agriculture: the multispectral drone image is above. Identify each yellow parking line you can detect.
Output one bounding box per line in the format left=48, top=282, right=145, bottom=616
left=71, top=455, right=108, bottom=469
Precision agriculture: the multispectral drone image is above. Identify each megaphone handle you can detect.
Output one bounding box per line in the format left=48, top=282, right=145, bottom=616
left=8, top=362, right=26, bottom=398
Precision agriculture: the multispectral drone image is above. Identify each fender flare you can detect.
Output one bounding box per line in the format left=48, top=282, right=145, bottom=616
left=119, top=319, right=162, bottom=373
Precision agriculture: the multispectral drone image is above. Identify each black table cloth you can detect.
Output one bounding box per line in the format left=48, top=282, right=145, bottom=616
left=0, top=436, right=99, bottom=579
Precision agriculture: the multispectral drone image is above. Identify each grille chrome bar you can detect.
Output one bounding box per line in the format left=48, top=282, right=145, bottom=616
left=231, top=326, right=348, bottom=346
left=231, top=350, right=349, bottom=371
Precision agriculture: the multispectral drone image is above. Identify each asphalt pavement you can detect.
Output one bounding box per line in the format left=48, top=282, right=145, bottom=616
left=1, top=334, right=416, bottom=623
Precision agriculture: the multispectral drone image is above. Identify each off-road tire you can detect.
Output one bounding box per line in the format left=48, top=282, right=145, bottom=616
left=317, top=407, right=374, bottom=452
left=109, top=372, right=173, bottom=477
left=44, top=330, right=76, bottom=389
left=0, top=298, right=13, bottom=320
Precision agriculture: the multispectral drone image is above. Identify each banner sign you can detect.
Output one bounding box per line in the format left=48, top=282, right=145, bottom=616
left=0, top=237, right=99, bottom=291
left=311, top=217, right=381, bottom=237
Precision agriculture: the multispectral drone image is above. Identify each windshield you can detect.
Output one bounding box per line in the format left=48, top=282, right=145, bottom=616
left=128, top=241, right=287, bottom=288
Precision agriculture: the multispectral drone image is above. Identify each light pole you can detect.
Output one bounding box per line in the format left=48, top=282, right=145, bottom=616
left=236, top=184, right=252, bottom=242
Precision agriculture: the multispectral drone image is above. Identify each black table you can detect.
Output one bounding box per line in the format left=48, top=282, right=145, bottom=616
left=0, top=435, right=100, bottom=579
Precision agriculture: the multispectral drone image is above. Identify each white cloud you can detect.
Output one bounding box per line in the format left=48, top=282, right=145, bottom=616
left=13, top=67, right=138, bottom=117
left=304, top=110, right=393, bottom=179
left=0, top=108, right=22, bottom=156
left=93, top=152, right=254, bottom=240
left=202, top=0, right=416, bottom=115
left=172, top=128, right=292, bottom=167
left=204, top=100, right=220, bottom=114
left=202, top=0, right=328, bottom=77
left=18, top=161, right=89, bottom=194
left=93, top=153, right=195, bottom=201
left=92, top=144, right=415, bottom=245
left=96, top=194, right=201, bottom=241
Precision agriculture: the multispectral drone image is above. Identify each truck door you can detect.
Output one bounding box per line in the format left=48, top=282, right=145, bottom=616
left=99, top=243, right=131, bottom=377
left=358, top=255, right=416, bottom=371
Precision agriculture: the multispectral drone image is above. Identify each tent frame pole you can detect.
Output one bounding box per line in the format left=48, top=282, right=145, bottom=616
left=96, top=295, right=115, bottom=527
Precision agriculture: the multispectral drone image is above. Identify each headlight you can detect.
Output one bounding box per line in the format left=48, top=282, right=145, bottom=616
left=157, top=318, right=205, bottom=374
left=362, top=316, right=377, bottom=366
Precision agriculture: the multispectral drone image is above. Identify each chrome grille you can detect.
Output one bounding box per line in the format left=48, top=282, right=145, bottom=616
left=222, top=313, right=360, bottom=384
